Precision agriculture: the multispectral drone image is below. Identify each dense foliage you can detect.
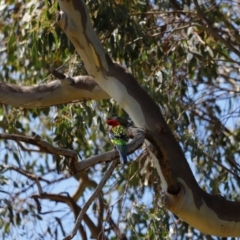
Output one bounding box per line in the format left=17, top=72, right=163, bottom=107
left=0, top=0, right=240, bottom=239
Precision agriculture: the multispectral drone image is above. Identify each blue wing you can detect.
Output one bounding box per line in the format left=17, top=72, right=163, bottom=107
left=115, top=143, right=128, bottom=164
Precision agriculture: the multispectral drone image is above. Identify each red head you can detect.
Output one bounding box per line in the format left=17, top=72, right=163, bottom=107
left=106, top=119, right=119, bottom=127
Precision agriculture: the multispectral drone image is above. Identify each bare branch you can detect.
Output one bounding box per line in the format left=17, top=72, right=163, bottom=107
left=107, top=215, right=127, bottom=240
left=0, top=76, right=109, bottom=108
left=0, top=164, right=49, bottom=194
left=32, top=193, right=103, bottom=239
left=63, top=160, right=118, bottom=240
left=16, top=141, right=43, bottom=153
left=72, top=171, right=97, bottom=202
left=75, top=126, right=145, bottom=172
left=0, top=133, right=79, bottom=166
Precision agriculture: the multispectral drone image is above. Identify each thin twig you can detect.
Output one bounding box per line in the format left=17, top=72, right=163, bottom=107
left=203, top=152, right=240, bottom=181
left=16, top=141, right=42, bottom=153
left=193, top=0, right=240, bottom=57
left=63, top=160, right=118, bottom=240
left=0, top=164, right=50, bottom=193
left=0, top=133, right=79, bottom=172
left=32, top=193, right=102, bottom=239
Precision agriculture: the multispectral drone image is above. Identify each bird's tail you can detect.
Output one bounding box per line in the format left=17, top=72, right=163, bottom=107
left=115, top=144, right=128, bottom=164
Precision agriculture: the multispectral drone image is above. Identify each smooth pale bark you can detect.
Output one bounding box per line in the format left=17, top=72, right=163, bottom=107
left=56, top=0, right=240, bottom=237
left=0, top=76, right=109, bottom=108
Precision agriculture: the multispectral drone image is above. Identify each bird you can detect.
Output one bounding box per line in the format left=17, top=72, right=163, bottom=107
left=106, top=118, right=129, bottom=164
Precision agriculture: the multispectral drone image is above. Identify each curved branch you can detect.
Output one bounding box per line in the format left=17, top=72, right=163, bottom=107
left=57, top=0, right=187, bottom=193
left=145, top=129, right=180, bottom=193
left=0, top=133, right=79, bottom=161
left=72, top=171, right=97, bottom=202
left=0, top=126, right=145, bottom=178
left=31, top=193, right=103, bottom=239
left=74, top=126, right=145, bottom=172
left=57, top=0, right=240, bottom=237
left=0, top=76, right=109, bottom=108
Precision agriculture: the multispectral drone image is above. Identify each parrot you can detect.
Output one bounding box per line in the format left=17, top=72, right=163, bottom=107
left=106, top=118, right=129, bottom=164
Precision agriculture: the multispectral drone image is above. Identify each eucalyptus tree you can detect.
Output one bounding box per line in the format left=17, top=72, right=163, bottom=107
left=1, top=0, right=240, bottom=239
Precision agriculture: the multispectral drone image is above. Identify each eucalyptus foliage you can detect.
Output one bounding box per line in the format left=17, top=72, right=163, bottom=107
left=0, top=0, right=240, bottom=239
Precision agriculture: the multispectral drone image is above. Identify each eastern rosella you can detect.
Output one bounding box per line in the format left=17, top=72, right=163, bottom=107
left=107, top=118, right=129, bottom=164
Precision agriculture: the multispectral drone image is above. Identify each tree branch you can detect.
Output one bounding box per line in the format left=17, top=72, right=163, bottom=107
left=193, top=0, right=240, bottom=57
left=0, top=164, right=49, bottom=194
left=0, top=133, right=79, bottom=174
left=63, top=160, right=118, bottom=240
left=32, top=192, right=103, bottom=239
left=145, top=129, right=180, bottom=193
left=74, top=126, right=145, bottom=172
left=56, top=0, right=240, bottom=237
left=0, top=76, right=109, bottom=108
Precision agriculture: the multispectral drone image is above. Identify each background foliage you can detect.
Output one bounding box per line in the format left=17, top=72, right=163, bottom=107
left=0, top=0, right=240, bottom=239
